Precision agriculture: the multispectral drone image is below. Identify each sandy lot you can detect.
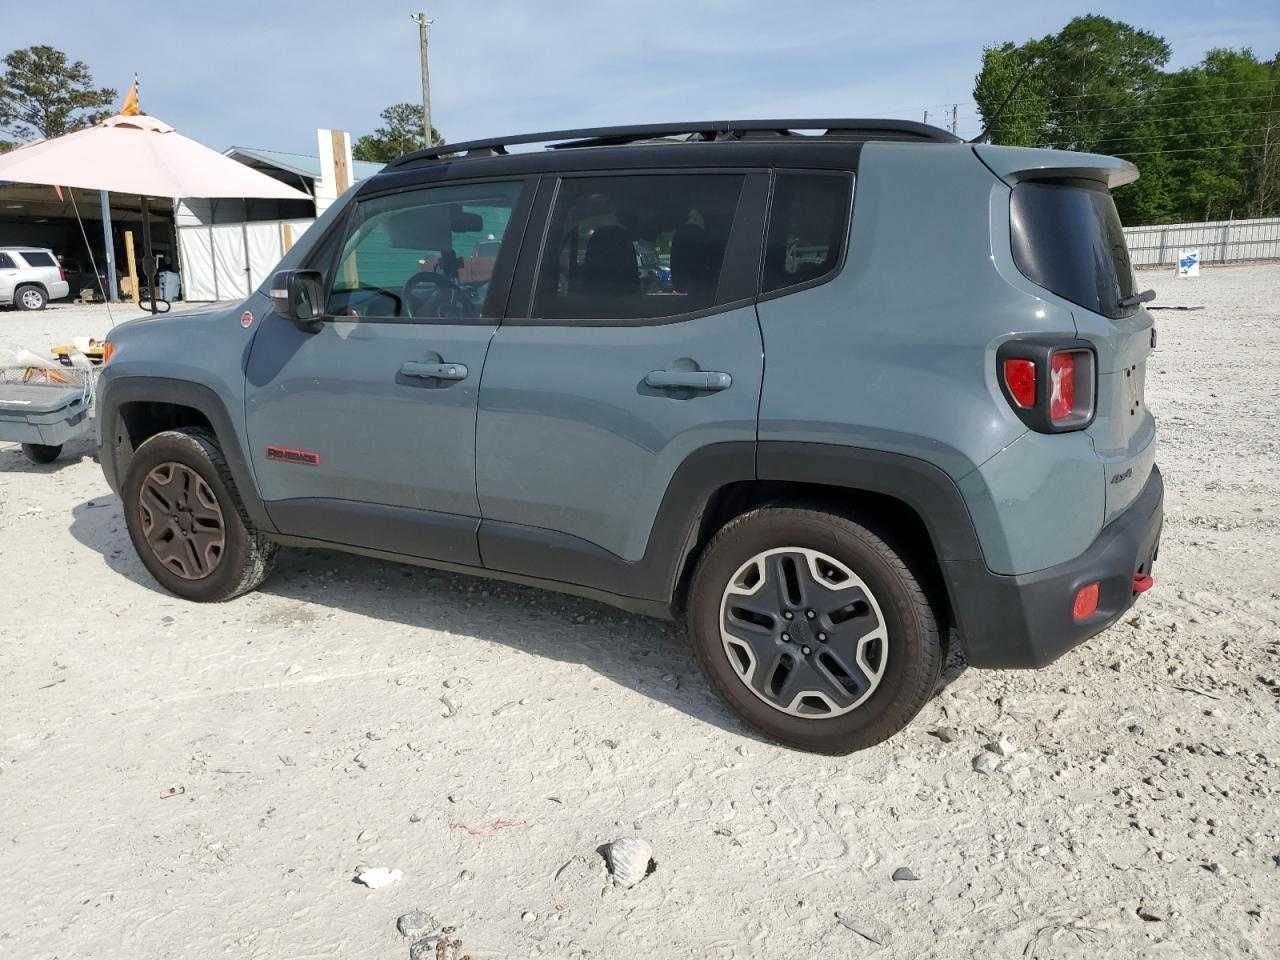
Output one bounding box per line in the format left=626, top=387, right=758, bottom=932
left=1, top=269, right=1277, bottom=960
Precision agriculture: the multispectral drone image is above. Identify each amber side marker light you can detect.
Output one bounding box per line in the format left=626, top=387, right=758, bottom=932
left=101, top=341, right=115, bottom=365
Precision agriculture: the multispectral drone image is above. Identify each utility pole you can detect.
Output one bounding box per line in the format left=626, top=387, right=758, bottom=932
left=922, top=109, right=929, bottom=125
left=410, top=11, right=434, bottom=146
left=950, top=104, right=958, bottom=136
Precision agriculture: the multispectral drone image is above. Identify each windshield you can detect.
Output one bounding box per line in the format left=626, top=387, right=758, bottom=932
left=1009, top=179, right=1137, bottom=320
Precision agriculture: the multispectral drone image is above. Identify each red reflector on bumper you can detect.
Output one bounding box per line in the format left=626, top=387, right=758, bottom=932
left=1132, top=574, right=1154, bottom=594
left=1072, top=582, right=1100, bottom=621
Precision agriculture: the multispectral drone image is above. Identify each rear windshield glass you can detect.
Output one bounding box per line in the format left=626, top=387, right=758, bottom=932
left=19, top=251, right=56, bottom=267
left=1009, top=179, right=1136, bottom=320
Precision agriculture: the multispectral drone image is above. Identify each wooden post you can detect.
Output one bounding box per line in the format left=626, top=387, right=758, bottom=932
left=330, top=129, right=351, bottom=194
left=281, top=222, right=295, bottom=254
left=124, top=230, right=140, bottom=304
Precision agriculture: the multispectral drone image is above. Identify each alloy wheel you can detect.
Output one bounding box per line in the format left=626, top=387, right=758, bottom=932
left=138, top=462, right=226, bottom=580
left=20, top=289, right=44, bottom=309
left=719, top=547, right=888, bottom=718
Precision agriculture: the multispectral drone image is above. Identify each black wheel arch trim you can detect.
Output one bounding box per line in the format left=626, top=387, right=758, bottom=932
left=96, top=375, right=276, bottom=533
left=755, top=442, right=984, bottom=562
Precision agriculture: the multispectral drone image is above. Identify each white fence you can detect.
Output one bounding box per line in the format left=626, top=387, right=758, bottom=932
left=1124, top=216, right=1280, bottom=267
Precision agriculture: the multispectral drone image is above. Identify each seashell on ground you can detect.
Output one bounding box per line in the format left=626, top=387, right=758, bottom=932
left=602, top=837, right=654, bottom=888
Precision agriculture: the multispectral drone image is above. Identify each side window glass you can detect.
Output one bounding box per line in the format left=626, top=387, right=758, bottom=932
left=533, top=174, right=744, bottom=321
left=762, top=173, right=853, bottom=294
left=0, top=253, right=14, bottom=269
left=326, top=180, right=523, bottom=320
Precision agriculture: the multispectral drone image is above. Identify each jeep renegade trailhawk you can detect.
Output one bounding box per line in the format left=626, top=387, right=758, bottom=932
left=97, top=119, right=1162, bottom=754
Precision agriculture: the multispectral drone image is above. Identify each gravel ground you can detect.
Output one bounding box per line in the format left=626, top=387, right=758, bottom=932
left=0, top=299, right=211, bottom=351
left=1, top=267, right=1277, bottom=959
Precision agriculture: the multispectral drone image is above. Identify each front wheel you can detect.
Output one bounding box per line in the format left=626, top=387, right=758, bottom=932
left=687, top=506, right=941, bottom=754
left=122, top=428, right=277, bottom=601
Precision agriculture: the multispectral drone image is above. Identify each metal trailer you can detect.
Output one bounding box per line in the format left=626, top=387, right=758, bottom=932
left=0, top=363, right=94, bottom=463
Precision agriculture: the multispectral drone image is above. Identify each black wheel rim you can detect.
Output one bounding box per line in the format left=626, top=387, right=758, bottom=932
left=138, top=462, right=226, bottom=580
left=719, top=547, right=888, bottom=718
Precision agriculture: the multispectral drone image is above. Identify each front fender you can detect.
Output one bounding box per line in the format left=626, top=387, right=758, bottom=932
left=96, top=374, right=274, bottom=533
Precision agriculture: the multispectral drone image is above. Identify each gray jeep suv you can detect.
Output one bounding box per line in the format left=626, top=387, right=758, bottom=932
left=96, top=119, right=1162, bottom=753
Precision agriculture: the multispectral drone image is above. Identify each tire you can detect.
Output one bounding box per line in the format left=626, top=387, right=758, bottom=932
left=122, top=428, right=277, bottom=602
left=15, top=285, right=48, bottom=311
left=21, top=442, right=62, bottom=463
left=687, top=506, right=942, bottom=754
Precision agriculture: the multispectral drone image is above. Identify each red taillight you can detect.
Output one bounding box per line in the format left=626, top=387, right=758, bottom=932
left=1049, top=352, right=1076, bottom=422
left=1072, top=582, right=1100, bottom=621
left=59, top=267, right=67, bottom=282
left=1002, top=358, right=1036, bottom=409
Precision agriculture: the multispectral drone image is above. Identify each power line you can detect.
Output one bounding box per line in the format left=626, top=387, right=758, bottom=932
left=958, top=91, right=1280, bottom=121
left=973, top=108, right=1280, bottom=135
left=973, top=74, right=1280, bottom=107
left=1057, top=142, right=1274, bottom=158
left=1043, top=122, right=1280, bottom=149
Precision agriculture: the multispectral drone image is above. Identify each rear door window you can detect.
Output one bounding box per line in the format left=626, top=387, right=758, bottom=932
left=1009, top=179, right=1137, bottom=320
left=0, top=254, right=15, bottom=269
left=532, top=173, right=745, bottom=322
left=761, top=172, right=854, bottom=294
left=18, top=251, right=56, bottom=267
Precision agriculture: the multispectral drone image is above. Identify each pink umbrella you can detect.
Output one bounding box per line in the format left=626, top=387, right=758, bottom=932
left=0, top=113, right=308, bottom=200
left=0, top=113, right=310, bottom=311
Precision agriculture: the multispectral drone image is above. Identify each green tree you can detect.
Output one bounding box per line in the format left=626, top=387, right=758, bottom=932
left=972, top=41, right=1050, bottom=146
left=0, top=45, right=116, bottom=145
left=1161, top=49, right=1280, bottom=220
left=352, top=102, right=443, bottom=163
left=974, top=18, right=1280, bottom=223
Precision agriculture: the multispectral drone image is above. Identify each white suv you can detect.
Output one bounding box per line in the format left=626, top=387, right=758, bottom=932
left=0, top=247, right=71, bottom=310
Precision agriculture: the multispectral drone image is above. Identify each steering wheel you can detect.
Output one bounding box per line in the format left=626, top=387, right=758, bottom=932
left=402, top=272, right=478, bottom=320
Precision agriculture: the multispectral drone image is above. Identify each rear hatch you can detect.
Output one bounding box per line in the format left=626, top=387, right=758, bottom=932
left=15, top=249, right=65, bottom=293
left=979, top=146, right=1156, bottom=524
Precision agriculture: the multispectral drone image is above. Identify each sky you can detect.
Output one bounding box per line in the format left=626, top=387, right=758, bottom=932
left=5, top=0, right=1278, bottom=156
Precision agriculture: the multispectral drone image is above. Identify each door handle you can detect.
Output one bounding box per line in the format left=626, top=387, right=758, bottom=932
left=401, top=360, right=468, bottom=381
left=644, top=369, right=732, bottom=391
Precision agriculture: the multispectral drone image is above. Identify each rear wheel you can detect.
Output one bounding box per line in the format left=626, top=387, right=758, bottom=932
left=687, top=506, right=941, bottom=754
left=21, top=442, right=62, bottom=463
left=122, top=428, right=277, bottom=601
left=15, top=285, right=48, bottom=311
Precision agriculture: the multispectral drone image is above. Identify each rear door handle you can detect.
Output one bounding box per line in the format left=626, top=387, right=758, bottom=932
left=400, top=360, right=468, bottom=381
left=644, top=369, right=732, bottom=391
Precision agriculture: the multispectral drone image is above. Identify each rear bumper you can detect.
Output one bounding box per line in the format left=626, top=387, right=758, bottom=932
left=944, top=464, right=1164, bottom=668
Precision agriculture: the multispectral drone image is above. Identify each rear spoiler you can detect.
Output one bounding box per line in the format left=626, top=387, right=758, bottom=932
left=974, top=145, right=1138, bottom=190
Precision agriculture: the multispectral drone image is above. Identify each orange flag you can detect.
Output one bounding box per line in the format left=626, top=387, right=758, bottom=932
left=120, top=81, right=140, bottom=116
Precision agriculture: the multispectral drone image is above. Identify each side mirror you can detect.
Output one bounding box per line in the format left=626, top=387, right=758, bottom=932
left=269, top=269, right=324, bottom=331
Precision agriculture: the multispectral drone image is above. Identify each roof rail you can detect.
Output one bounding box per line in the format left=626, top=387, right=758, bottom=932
left=386, top=118, right=960, bottom=168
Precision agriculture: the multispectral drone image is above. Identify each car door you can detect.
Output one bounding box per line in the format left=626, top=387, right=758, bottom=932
left=475, top=171, right=767, bottom=597
left=244, top=177, right=532, bottom=566
left=0, top=252, right=17, bottom=302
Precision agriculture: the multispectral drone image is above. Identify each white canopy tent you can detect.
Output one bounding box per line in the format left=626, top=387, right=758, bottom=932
left=0, top=113, right=309, bottom=310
